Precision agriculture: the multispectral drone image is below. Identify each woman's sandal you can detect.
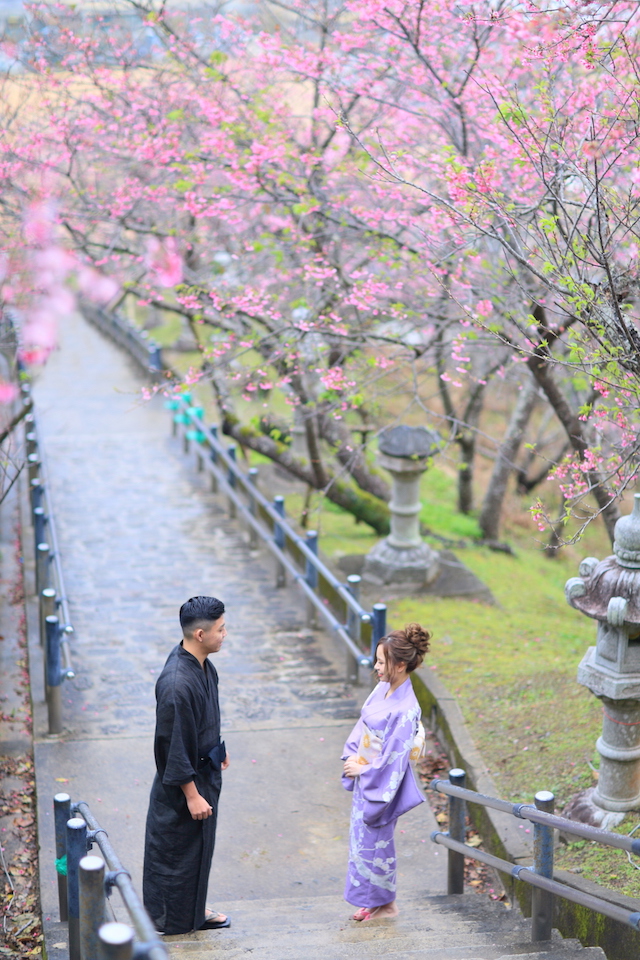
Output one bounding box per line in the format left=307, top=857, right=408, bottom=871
left=351, top=908, right=372, bottom=921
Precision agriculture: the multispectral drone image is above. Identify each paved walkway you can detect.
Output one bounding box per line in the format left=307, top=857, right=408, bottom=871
left=29, top=312, right=445, bottom=958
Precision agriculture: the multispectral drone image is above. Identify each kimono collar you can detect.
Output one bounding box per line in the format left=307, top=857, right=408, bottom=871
left=382, top=676, right=412, bottom=701
left=178, top=642, right=205, bottom=669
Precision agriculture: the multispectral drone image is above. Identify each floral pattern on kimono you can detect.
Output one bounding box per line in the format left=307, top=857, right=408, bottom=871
left=341, top=677, right=425, bottom=907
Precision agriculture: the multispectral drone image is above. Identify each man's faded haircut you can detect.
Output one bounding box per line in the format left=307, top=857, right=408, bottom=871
left=179, top=596, right=225, bottom=635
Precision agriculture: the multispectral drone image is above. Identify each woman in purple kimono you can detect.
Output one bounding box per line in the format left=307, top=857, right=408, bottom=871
left=342, top=622, right=431, bottom=920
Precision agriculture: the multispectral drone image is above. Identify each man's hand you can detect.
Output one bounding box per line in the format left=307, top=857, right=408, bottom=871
left=343, top=756, right=365, bottom=778
left=180, top=781, right=213, bottom=820
left=221, top=749, right=230, bottom=771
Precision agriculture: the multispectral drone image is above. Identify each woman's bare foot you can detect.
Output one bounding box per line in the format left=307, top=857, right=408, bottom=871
left=363, top=901, right=399, bottom=920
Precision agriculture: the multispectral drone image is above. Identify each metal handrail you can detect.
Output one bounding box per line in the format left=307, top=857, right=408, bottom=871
left=25, top=407, right=75, bottom=735
left=430, top=769, right=640, bottom=942
left=38, top=429, right=73, bottom=635
left=75, top=802, right=166, bottom=959
left=54, top=794, right=168, bottom=960
left=171, top=400, right=387, bottom=671
left=82, top=302, right=163, bottom=376
left=178, top=399, right=374, bottom=622
left=431, top=831, right=640, bottom=930
left=80, top=303, right=389, bottom=671
left=431, top=777, right=640, bottom=854
left=194, top=447, right=369, bottom=665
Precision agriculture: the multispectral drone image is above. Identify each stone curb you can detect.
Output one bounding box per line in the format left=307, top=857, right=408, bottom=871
left=410, top=665, right=640, bottom=960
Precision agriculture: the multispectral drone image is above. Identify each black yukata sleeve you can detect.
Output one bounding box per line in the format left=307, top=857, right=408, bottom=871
left=158, top=691, right=200, bottom=786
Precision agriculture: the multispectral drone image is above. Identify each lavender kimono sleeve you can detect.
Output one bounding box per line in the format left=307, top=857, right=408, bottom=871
left=358, top=707, right=424, bottom=827
left=340, top=717, right=364, bottom=793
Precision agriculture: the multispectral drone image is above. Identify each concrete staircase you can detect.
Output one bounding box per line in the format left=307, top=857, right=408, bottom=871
left=164, top=893, right=607, bottom=960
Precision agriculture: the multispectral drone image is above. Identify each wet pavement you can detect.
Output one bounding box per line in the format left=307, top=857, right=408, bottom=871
left=27, top=312, right=446, bottom=957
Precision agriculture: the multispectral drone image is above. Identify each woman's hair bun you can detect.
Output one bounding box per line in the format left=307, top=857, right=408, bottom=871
left=379, top=622, right=432, bottom=674
left=405, top=622, right=431, bottom=657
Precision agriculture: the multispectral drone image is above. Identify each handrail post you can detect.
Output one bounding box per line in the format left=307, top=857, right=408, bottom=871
left=46, top=615, right=63, bottom=735
left=79, top=855, right=107, bottom=960
left=345, top=575, right=361, bottom=684
left=67, top=817, right=88, bottom=960
left=531, top=790, right=555, bottom=942
left=227, top=444, right=237, bottom=519
left=27, top=452, right=40, bottom=484
left=99, top=922, right=135, bottom=960
left=360, top=614, right=372, bottom=677
left=36, top=541, right=51, bottom=598
left=30, top=477, right=43, bottom=511
left=448, top=768, right=466, bottom=894
left=33, top=506, right=46, bottom=557
left=247, top=467, right=259, bottom=548
left=26, top=430, right=37, bottom=458
left=209, top=425, right=219, bottom=492
left=148, top=343, right=162, bottom=373
left=371, top=603, right=387, bottom=661
left=40, top=587, right=56, bottom=648
left=273, top=496, right=286, bottom=587
left=53, top=793, right=70, bottom=921
left=305, top=530, right=318, bottom=628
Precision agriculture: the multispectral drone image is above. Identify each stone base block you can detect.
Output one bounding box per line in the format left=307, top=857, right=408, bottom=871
left=577, top=646, right=640, bottom=700
left=362, top=538, right=440, bottom=586
left=563, top=787, right=630, bottom=825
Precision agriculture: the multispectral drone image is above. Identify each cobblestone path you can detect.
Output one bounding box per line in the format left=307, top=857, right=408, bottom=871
left=32, top=313, right=359, bottom=738
left=29, top=312, right=443, bottom=960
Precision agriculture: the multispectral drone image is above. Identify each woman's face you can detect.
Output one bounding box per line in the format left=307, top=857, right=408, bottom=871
left=375, top=644, right=391, bottom=682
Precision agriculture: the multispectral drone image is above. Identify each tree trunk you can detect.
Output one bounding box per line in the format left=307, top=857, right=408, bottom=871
left=479, top=377, right=538, bottom=541
left=207, top=367, right=391, bottom=532
left=527, top=349, right=620, bottom=543
left=220, top=415, right=390, bottom=534
left=455, top=380, right=490, bottom=515
left=457, top=431, right=475, bottom=514
left=317, top=411, right=391, bottom=502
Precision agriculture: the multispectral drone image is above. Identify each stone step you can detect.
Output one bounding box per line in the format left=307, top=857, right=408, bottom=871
left=162, top=894, right=607, bottom=960
left=168, top=939, right=606, bottom=960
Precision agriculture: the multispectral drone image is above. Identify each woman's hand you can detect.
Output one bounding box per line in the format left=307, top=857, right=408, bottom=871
left=343, top=756, right=365, bottom=778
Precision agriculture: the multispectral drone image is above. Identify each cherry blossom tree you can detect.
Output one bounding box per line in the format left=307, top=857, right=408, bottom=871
left=5, top=0, right=639, bottom=541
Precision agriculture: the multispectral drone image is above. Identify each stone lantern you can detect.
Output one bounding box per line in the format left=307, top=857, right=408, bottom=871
left=565, top=494, right=640, bottom=819
left=363, top=425, right=441, bottom=586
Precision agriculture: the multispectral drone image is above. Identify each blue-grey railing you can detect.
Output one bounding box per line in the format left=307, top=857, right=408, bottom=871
left=431, top=769, right=640, bottom=942
left=169, top=394, right=387, bottom=674
left=53, top=794, right=167, bottom=960
left=24, top=400, right=75, bottom=734
left=81, top=302, right=163, bottom=377
left=81, top=302, right=388, bottom=672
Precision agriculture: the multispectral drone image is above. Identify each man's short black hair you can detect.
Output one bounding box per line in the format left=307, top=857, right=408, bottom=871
left=179, top=596, right=225, bottom=635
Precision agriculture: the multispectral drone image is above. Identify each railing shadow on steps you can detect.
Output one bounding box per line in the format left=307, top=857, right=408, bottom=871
left=81, top=302, right=388, bottom=681
left=53, top=793, right=167, bottom=960
left=432, top=769, right=640, bottom=943
left=22, top=388, right=76, bottom=735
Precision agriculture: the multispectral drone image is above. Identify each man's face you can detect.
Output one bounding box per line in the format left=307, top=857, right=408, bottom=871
left=200, top=616, right=227, bottom=655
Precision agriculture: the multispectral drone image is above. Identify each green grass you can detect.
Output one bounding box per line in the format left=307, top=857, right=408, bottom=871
left=557, top=835, right=640, bottom=896
left=419, top=467, right=482, bottom=539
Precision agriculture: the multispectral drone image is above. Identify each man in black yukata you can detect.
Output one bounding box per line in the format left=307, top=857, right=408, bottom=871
left=143, top=596, right=231, bottom=935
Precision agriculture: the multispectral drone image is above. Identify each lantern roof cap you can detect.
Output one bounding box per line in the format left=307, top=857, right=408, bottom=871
left=613, top=494, right=640, bottom=569
left=378, top=425, right=440, bottom=459
left=566, top=495, right=640, bottom=624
